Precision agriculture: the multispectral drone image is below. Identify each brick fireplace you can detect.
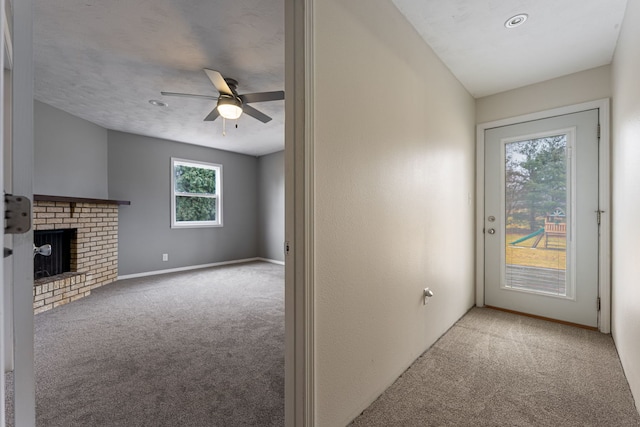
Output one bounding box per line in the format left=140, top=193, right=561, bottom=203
left=32, top=195, right=130, bottom=314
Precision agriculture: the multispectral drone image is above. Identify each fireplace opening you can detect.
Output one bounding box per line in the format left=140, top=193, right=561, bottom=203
left=34, top=229, right=76, bottom=279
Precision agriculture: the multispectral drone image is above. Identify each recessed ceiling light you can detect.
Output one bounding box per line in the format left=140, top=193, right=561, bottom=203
left=505, top=14, right=528, bottom=29
left=148, top=99, right=168, bottom=107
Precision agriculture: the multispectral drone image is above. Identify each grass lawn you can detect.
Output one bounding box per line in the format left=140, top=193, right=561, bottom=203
left=505, top=233, right=566, bottom=270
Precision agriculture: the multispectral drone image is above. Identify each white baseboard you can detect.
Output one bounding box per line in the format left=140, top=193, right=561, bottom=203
left=117, top=257, right=283, bottom=280
left=257, top=257, right=285, bottom=266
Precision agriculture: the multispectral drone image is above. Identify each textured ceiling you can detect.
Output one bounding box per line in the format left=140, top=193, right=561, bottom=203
left=391, top=0, right=628, bottom=98
left=34, top=1, right=628, bottom=156
left=34, top=0, right=285, bottom=156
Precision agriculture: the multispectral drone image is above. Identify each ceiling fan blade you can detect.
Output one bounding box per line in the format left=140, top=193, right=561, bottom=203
left=204, top=107, right=221, bottom=122
left=242, top=104, right=272, bottom=123
left=204, top=69, right=233, bottom=95
left=161, top=91, right=218, bottom=101
left=239, top=91, right=285, bottom=104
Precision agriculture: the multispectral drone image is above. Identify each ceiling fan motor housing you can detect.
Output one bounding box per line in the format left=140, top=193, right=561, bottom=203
left=223, top=78, right=239, bottom=94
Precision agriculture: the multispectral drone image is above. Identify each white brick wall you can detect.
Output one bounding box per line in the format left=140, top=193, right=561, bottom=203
left=33, top=200, right=119, bottom=313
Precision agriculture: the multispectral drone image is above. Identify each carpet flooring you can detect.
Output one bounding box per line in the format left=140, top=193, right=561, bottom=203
left=6, top=271, right=640, bottom=426
left=8, top=261, right=284, bottom=427
left=351, top=307, right=640, bottom=426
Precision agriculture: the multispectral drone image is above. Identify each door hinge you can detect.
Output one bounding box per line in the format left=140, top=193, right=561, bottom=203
left=595, top=209, right=605, bottom=226
left=284, top=240, right=290, bottom=256
left=597, top=297, right=601, bottom=311
left=5, top=194, right=32, bottom=234
left=597, top=124, right=601, bottom=139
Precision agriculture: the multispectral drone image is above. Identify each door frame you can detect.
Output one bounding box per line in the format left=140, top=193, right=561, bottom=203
left=0, top=0, right=6, bottom=424
left=285, top=0, right=315, bottom=425
left=476, top=99, right=611, bottom=333
left=8, top=0, right=314, bottom=425
left=11, top=0, right=37, bottom=424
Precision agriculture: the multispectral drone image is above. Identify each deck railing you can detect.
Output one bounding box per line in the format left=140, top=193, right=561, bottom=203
left=545, top=222, right=566, bottom=234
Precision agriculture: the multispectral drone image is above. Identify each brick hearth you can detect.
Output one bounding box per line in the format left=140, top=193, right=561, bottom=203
left=32, top=196, right=129, bottom=314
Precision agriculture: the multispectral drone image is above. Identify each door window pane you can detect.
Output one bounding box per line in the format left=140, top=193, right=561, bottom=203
left=504, top=135, right=568, bottom=296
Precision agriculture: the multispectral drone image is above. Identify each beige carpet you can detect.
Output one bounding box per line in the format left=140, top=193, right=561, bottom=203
left=351, top=307, right=640, bottom=426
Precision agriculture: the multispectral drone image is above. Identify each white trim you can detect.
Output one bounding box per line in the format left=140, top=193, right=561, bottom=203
left=476, top=98, right=611, bottom=333
left=257, top=257, right=286, bottom=266
left=170, top=157, right=223, bottom=228
left=497, top=128, right=578, bottom=300
left=476, top=120, right=486, bottom=308
left=11, top=0, right=36, bottom=423
left=304, top=0, right=315, bottom=422
left=568, top=130, right=578, bottom=302
left=3, top=2, right=11, bottom=70
left=117, top=258, right=264, bottom=280
left=0, top=2, right=5, bottom=425
left=597, top=100, right=611, bottom=334
left=284, top=0, right=314, bottom=424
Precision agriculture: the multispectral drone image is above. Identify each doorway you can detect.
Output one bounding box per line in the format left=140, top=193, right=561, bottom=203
left=484, top=109, right=599, bottom=326
left=476, top=100, right=611, bottom=332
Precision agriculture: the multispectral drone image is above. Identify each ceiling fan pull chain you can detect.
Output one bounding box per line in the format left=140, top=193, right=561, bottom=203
left=235, top=118, right=239, bottom=129
left=222, top=117, right=227, bottom=136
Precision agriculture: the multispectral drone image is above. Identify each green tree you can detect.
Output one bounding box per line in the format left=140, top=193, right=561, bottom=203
left=174, top=165, right=217, bottom=222
left=505, top=150, right=526, bottom=223
left=505, top=135, right=567, bottom=232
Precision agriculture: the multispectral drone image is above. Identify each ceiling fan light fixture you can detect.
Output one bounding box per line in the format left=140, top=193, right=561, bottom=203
left=217, top=95, right=243, bottom=120
left=505, top=13, right=528, bottom=28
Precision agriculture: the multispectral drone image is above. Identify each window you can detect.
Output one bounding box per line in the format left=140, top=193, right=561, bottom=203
left=171, top=158, right=222, bottom=228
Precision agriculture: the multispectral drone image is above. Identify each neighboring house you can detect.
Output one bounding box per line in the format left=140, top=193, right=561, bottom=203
left=7, top=1, right=640, bottom=427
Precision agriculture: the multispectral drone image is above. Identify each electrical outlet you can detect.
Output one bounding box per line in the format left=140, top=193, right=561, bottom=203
left=162, top=253, right=168, bottom=262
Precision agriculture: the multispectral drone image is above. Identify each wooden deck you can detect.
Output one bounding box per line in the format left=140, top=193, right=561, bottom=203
left=505, top=264, right=566, bottom=295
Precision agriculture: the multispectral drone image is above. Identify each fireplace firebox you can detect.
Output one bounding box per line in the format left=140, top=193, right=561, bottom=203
left=34, top=229, right=76, bottom=279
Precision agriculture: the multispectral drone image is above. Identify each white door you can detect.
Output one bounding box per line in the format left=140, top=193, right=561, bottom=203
left=0, top=1, right=6, bottom=423
left=484, top=109, right=600, bottom=327
left=3, top=0, right=36, bottom=425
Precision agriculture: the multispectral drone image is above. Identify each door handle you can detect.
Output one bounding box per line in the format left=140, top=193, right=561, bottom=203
left=487, top=228, right=496, bottom=235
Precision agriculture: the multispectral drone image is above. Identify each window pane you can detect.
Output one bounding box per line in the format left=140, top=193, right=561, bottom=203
left=175, top=196, right=217, bottom=222
left=504, top=135, right=568, bottom=296
left=174, top=165, right=216, bottom=194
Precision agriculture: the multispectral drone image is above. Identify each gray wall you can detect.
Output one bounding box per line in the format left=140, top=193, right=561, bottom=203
left=34, top=100, right=108, bottom=198
left=257, top=151, right=284, bottom=262
left=108, top=131, right=259, bottom=276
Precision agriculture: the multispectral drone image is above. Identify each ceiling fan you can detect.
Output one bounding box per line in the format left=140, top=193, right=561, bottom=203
left=161, top=69, right=284, bottom=124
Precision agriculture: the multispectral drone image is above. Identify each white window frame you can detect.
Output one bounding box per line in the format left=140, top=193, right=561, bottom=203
left=171, top=157, right=223, bottom=228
